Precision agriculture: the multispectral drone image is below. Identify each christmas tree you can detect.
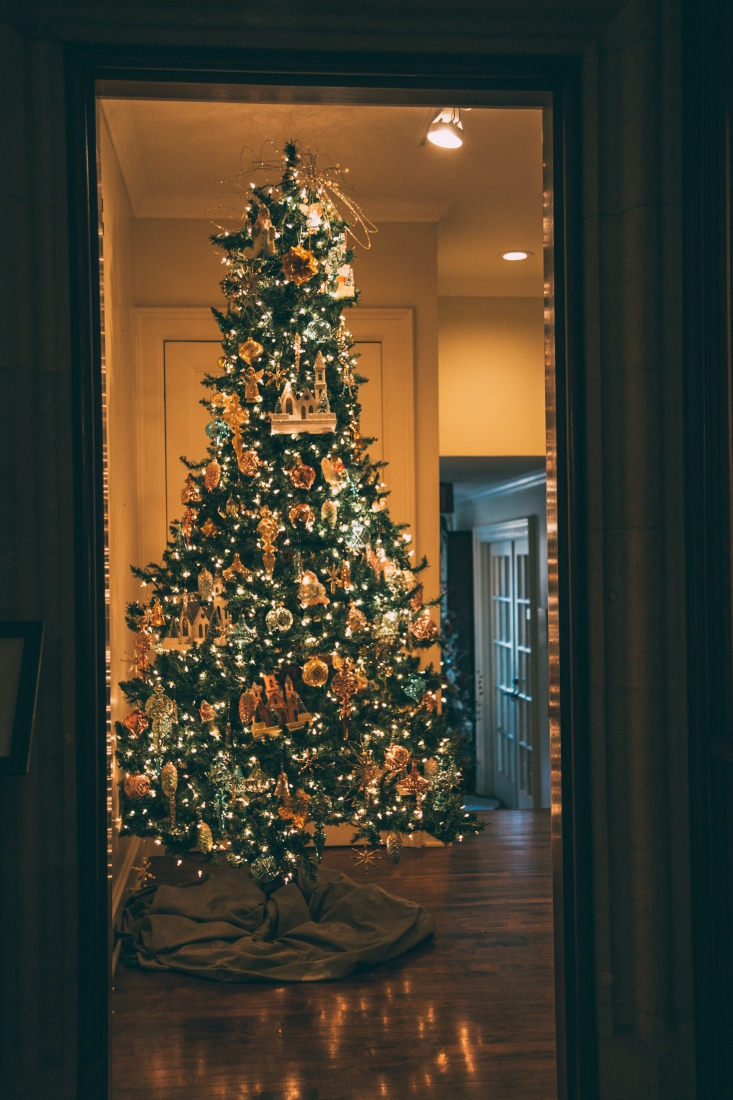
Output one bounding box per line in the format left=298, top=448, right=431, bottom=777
left=116, top=143, right=480, bottom=883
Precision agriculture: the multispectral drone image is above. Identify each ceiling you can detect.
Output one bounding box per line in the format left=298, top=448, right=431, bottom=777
left=101, top=99, right=544, bottom=297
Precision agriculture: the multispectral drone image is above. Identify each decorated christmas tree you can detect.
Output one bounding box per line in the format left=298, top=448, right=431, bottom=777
left=116, top=143, right=480, bottom=883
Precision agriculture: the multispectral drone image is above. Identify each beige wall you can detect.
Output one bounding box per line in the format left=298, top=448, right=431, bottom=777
left=99, top=113, right=141, bottom=889
left=438, top=296, right=545, bottom=456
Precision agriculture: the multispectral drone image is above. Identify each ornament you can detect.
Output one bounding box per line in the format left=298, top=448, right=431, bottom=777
left=182, top=508, right=197, bottom=546
left=204, top=460, right=221, bottom=491
left=410, top=610, right=438, bottom=642
left=298, top=570, right=329, bottom=607
left=252, top=677, right=285, bottom=737
left=346, top=523, right=367, bottom=551
left=376, top=611, right=400, bottom=638
left=238, top=338, right=264, bottom=365
left=242, top=761, right=271, bottom=794
left=282, top=675, right=312, bottom=730
left=347, top=603, right=368, bottom=633
left=199, top=701, right=216, bottom=723
left=266, top=605, right=294, bottom=632
left=198, top=569, right=214, bottom=600
left=194, top=820, right=213, bottom=854
left=397, top=763, right=431, bottom=798
left=384, top=744, right=410, bottom=772
left=423, top=758, right=439, bottom=779
left=289, top=503, right=315, bottom=530
left=287, top=455, right=316, bottom=490
left=265, top=362, right=286, bottom=387
left=200, top=518, right=218, bottom=538
left=144, top=682, right=176, bottom=750
left=386, top=830, right=403, bottom=865
left=351, top=847, right=381, bottom=870
left=325, top=564, right=344, bottom=594
left=239, top=449, right=261, bottom=476
left=222, top=553, right=250, bottom=582
left=271, top=377, right=337, bottom=435
left=239, top=688, right=257, bottom=725
left=243, top=365, right=265, bottom=404
left=160, top=761, right=178, bottom=825
left=123, top=708, right=149, bottom=737
left=257, top=506, right=280, bottom=577
left=421, top=690, right=439, bottom=713
left=124, top=773, right=150, bottom=800
left=302, top=656, right=329, bottom=687
left=410, top=583, right=424, bottom=611
left=214, top=392, right=249, bottom=462
left=131, top=856, right=155, bottom=890
left=321, top=498, right=338, bottom=527
left=250, top=854, right=280, bottom=882
left=274, top=771, right=290, bottom=800
left=300, top=201, right=323, bottom=227
left=231, top=618, right=257, bottom=646
left=331, top=658, right=358, bottom=738
left=251, top=205, right=277, bottom=256
left=181, top=474, right=202, bottom=505
left=281, top=244, right=319, bottom=286
left=403, top=675, right=425, bottom=701
left=332, top=263, right=356, bottom=299
left=150, top=598, right=166, bottom=628
left=321, top=455, right=347, bottom=490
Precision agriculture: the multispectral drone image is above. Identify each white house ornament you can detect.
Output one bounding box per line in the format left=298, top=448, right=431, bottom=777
left=331, top=263, right=356, bottom=299
left=270, top=351, right=336, bottom=435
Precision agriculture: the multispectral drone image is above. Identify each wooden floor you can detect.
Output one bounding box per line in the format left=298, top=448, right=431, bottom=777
left=112, top=810, right=556, bottom=1100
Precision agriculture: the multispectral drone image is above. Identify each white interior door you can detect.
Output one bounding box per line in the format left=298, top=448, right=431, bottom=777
left=474, top=520, right=537, bottom=808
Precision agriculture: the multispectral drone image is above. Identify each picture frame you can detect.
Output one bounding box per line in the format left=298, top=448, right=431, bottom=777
left=0, top=621, right=43, bottom=775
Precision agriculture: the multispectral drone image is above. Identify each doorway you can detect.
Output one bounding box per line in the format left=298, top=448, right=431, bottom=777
left=68, top=55, right=589, bottom=1100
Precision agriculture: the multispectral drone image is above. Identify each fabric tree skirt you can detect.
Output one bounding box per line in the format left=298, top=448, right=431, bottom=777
left=120, top=865, right=435, bottom=982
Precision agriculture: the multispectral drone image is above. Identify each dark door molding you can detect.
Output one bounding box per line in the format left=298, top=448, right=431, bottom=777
left=65, top=45, right=593, bottom=1100
left=682, top=0, right=733, bottom=1096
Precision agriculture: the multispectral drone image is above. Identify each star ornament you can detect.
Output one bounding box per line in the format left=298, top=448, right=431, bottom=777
left=281, top=245, right=319, bottom=286
left=265, top=364, right=287, bottom=387
left=351, top=846, right=381, bottom=870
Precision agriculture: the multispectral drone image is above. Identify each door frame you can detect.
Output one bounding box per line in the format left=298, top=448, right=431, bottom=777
left=65, top=46, right=591, bottom=1100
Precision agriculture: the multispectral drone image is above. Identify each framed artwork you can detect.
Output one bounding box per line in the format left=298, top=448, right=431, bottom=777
left=0, top=621, right=43, bottom=775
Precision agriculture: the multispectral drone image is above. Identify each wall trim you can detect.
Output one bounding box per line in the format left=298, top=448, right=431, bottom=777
left=458, top=470, right=547, bottom=505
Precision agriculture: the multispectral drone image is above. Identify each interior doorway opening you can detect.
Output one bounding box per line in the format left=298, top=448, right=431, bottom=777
left=97, top=85, right=558, bottom=1100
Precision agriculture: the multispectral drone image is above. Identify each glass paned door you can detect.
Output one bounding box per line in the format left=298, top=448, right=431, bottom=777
left=489, top=536, right=534, bottom=808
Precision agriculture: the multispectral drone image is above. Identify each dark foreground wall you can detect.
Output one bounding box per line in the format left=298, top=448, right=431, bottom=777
left=0, top=1, right=716, bottom=1097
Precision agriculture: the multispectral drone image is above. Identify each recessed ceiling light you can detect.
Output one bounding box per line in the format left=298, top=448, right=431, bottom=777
left=427, top=108, right=464, bottom=149
left=502, top=251, right=532, bottom=261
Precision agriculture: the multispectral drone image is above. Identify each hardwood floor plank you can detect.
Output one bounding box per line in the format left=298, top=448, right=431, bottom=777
left=113, top=810, right=556, bottom=1100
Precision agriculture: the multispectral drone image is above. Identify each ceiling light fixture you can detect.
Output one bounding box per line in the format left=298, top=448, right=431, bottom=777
left=502, top=251, right=532, bottom=261
left=427, top=108, right=464, bottom=149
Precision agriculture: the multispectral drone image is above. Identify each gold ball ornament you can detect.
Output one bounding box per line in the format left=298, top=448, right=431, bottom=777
left=266, top=605, right=294, bottom=632
left=386, top=830, right=403, bottom=865
left=204, top=460, right=221, bottom=491
left=281, top=245, right=319, bottom=286
left=289, top=503, right=316, bottom=530
left=194, top=820, right=213, bottom=854
left=384, top=744, right=410, bottom=772
left=123, top=708, right=149, bottom=737
left=410, top=610, right=438, bottom=642
left=124, top=773, right=151, bottom=799
left=238, top=338, right=264, bottom=365
left=287, top=456, right=317, bottom=490
left=302, top=656, right=329, bottom=687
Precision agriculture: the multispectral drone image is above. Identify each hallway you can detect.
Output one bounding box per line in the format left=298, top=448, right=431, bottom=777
left=113, top=811, right=556, bottom=1100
